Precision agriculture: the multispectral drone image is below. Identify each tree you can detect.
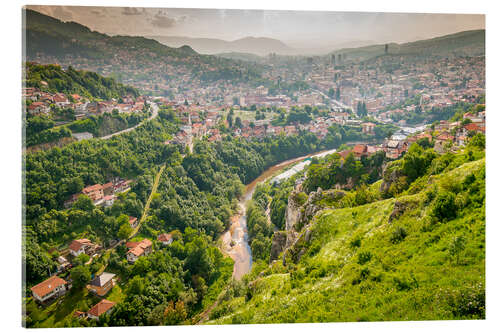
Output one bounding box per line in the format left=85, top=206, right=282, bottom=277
left=70, top=265, right=91, bottom=289
left=72, top=195, right=94, bottom=212
left=335, top=87, right=341, bottom=100
left=74, top=253, right=90, bottom=266
left=127, top=276, right=145, bottom=295
left=234, top=117, right=242, bottom=128
left=118, top=223, right=133, bottom=240
left=163, top=301, right=187, bottom=325
left=468, top=132, right=485, bottom=149
left=432, top=191, right=457, bottom=221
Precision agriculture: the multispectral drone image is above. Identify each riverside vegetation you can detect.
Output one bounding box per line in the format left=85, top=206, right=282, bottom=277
left=207, top=132, right=485, bottom=323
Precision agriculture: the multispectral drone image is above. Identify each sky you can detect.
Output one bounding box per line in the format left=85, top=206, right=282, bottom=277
left=26, top=5, right=484, bottom=48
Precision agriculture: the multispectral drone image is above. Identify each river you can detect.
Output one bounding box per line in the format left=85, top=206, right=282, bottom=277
left=221, top=148, right=337, bottom=280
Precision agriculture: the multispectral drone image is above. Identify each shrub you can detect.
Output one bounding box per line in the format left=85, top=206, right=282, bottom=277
left=357, top=251, right=372, bottom=265
left=390, top=226, right=408, bottom=244
left=349, top=234, right=362, bottom=248
left=432, top=192, right=458, bottom=221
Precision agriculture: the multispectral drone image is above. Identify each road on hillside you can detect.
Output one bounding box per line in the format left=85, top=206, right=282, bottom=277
left=100, top=102, right=159, bottom=140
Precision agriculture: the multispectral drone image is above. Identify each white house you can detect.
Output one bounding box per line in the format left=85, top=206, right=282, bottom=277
left=68, top=239, right=93, bottom=257
left=31, top=275, right=68, bottom=303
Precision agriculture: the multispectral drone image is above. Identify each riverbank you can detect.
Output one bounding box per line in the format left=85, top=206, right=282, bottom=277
left=221, top=148, right=338, bottom=280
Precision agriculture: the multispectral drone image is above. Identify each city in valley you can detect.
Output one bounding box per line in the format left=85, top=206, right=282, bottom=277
left=22, top=6, right=485, bottom=328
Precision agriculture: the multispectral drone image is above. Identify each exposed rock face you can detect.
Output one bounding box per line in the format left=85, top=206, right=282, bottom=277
left=324, top=189, right=346, bottom=202
left=285, top=190, right=301, bottom=232
left=269, top=231, right=287, bottom=262
left=388, top=200, right=418, bottom=223
left=284, top=189, right=302, bottom=248
left=380, top=166, right=403, bottom=194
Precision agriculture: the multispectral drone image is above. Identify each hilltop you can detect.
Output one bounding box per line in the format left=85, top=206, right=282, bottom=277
left=150, top=36, right=293, bottom=56
left=24, top=9, right=265, bottom=92
left=329, top=29, right=485, bottom=62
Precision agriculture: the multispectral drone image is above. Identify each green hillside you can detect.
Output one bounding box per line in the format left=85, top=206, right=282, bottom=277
left=329, top=29, right=485, bottom=62
left=24, top=9, right=265, bottom=85
left=207, top=146, right=485, bottom=323
left=25, top=62, right=140, bottom=100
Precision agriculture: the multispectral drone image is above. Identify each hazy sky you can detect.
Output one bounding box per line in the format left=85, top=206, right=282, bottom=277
left=27, top=5, right=484, bottom=47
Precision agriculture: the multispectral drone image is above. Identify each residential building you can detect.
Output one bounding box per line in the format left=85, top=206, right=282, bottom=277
left=82, top=184, right=104, bottom=202
left=31, top=275, right=68, bottom=303
left=126, top=239, right=153, bottom=263
left=87, top=299, right=116, bottom=320
left=158, top=233, right=173, bottom=246
left=87, top=272, right=116, bottom=296
left=68, top=239, right=100, bottom=257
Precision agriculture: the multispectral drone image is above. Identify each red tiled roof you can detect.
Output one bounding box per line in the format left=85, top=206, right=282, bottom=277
left=353, top=144, right=367, bottom=154
left=158, top=233, right=172, bottom=242
left=68, top=239, right=92, bottom=252
left=129, top=216, right=138, bottom=226
left=31, top=275, right=67, bottom=298
left=88, top=299, right=115, bottom=317
left=464, top=123, right=483, bottom=132
left=127, top=239, right=152, bottom=257
left=82, top=184, right=103, bottom=193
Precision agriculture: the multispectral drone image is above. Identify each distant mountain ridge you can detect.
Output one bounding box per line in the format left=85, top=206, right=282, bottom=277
left=23, top=9, right=265, bottom=89
left=149, top=35, right=294, bottom=56
left=328, top=29, right=485, bottom=62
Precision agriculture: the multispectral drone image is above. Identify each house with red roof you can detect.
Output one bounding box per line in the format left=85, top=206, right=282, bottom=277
left=30, top=275, right=68, bottom=303
left=129, top=216, right=138, bottom=228
left=68, top=239, right=94, bottom=257
left=82, top=184, right=104, bottom=202
left=158, top=233, right=173, bottom=246
left=352, top=144, right=368, bottom=158
left=87, top=299, right=116, bottom=320
left=27, top=101, right=50, bottom=116
left=126, top=239, right=152, bottom=263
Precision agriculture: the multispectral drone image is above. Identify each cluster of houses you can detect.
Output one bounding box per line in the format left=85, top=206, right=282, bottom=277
left=64, top=178, right=131, bottom=208
left=30, top=271, right=117, bottom=320
left=23, top=86, right=148, bottom=119
left=30, top=231, right=175, bottom=320
left=335, top=106, right=486, bottom=161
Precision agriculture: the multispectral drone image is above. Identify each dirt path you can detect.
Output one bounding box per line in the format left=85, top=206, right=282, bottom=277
left=130, top=163, right=166, bottom=238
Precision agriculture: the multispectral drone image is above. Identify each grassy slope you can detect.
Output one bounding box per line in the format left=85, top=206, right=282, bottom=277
left=208, top=158, right=485, bottom=324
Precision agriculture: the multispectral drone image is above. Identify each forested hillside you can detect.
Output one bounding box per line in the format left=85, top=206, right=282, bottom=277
left=24, top=9, right=265, bottom=87
left=25, top=62, right=139, bottom=99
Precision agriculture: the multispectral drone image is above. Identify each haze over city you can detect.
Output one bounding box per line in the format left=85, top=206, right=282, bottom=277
left=26, top=5, right=484, bottom=52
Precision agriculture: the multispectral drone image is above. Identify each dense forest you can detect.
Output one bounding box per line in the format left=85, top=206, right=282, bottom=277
left=25, top=62, right=140, bottom=100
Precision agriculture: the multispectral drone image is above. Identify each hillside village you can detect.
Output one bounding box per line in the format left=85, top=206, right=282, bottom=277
left=21, top=8, right=486, bottom=328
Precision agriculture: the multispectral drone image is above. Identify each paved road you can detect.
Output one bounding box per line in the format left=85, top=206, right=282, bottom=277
left=312, top=88, right=352, bottom=110
left=100, top=102, right=159, bottom=140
